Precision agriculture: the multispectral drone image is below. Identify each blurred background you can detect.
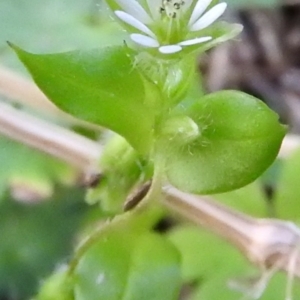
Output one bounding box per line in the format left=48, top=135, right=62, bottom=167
left=1, top=0, right=300, bottom=299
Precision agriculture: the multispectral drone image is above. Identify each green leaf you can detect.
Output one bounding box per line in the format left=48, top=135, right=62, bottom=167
left=121, top=234, right=181, bottom=300
left=11, top=44, right=159, bottom=154
left=168, top=226, right=300, bottom=300
left=74, top=229, right=181, bottom=300
left=34, top=268, right=73, bottom=300
left=164, top=90, right=286, bottom=194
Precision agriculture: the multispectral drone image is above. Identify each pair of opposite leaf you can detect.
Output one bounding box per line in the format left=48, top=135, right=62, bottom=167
left=11, top=0, right=285, bottom=195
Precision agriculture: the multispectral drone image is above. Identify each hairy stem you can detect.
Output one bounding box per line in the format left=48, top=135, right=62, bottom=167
left=0, top=101, right=101, bottom=171
left=163, top=185, right=300, bottom=277
left=1, top=99, right=300, bottom=277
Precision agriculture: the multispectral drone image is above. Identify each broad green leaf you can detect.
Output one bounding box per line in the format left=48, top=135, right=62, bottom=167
left=274, top=150, right=300, bottom=221
left=11, top=45, right=159, bottom=154
left=74, top=229, right=181, bottom=300
left=121, top=234, right=181, bottom=300
left=164, top=90, right=285, bottom=194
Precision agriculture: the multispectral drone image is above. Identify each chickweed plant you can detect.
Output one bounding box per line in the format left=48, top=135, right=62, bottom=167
left=9, top=0, right=288, bottom=299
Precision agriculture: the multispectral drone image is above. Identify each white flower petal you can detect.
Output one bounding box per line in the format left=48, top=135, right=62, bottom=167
left=190, top=3, right=227, bottom=31
left=188, top=0, right=212, bottom=26
left=159, top=45, right=182, bottom=54
left=115, top=0, right=152, bottom=24
left=146, top=0, right=161, bottom=20
left=114, top=10, right=156, bottom=38
left=130, top=33, right=159, bottom=48
left=178, top=36, right=212, bottom=46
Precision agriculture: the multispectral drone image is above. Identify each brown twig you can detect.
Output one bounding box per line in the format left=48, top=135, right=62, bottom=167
left=0, top=66, right=60, bottom=114
left=163, top=185, right=300, bottom=278
left=0, top=101, right=102, bottom=171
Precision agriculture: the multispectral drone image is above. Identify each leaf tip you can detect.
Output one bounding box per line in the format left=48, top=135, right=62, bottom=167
left=6, top=41, right=14, bottom=48
left=7, top=41, right=22, bottom=54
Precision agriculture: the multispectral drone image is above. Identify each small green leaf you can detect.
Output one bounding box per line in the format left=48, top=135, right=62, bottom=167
left=11, top=44, right=159, bottom=154
left=164, top=90, right=286, bottom=194
left=74, top=228, right=133, bottom=300
left=74, top=229, right=181, bottom=300
left=34, top=268, right=73, bottom=300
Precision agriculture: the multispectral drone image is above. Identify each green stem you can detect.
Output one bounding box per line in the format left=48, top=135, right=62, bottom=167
left=67, top=155, right=165, bottom=277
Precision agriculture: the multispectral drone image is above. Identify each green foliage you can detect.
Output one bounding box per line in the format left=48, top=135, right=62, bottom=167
left=34, top=268, right=73, bottom=300
left=11, top=42, right=285, bottom=194
left=0, top=188, right=87, bottom=299
left=11, top=44, right=159, bottom=154
left=2, top=0, right=294, bottom=299
left=74, top=225, right=181, bottom=300
left=164, top=91, right=285, bottom=194
left=168, top=225, right=300, bottom=300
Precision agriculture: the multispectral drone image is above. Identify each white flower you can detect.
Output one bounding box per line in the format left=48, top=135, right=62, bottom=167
left=111, top=0, right=227, bottom=54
